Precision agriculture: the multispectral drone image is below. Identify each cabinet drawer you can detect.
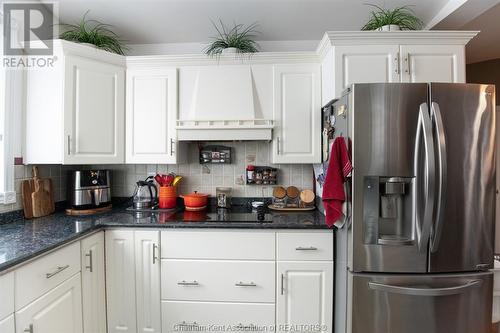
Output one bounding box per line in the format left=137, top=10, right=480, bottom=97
left=162, top=301, right=274, bottom=333
left=15, top=242, right=81, bottom=310
left=277, top=232, right=333, bottom=261
left=0, top=272, right=14, bottom=319
left=162, top=260, right=274, bottom=302
left=161, top=231, right=275, bottom=260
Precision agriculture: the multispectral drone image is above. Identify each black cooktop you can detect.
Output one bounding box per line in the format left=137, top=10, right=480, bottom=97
left=126, top=205, right=273, bottom=223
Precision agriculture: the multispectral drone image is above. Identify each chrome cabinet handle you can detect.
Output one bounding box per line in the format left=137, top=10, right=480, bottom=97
left=170, top=138, right=175, bottom=156
left=368, top=279, right=482, bottom=296
left=404, top=54, right=411, bottom=75
left=295, top=246, right=318, bottom=251
left=85, top=250, right=93, bottom=272
left=277, top=137, right=281, bottom=155
left=235, top=281, right=257, bottom=287
left=394, top=52, right=400, bottom=75
left=46, top=265, right=70, bottom=279
left=24, top=324, right=33, bottom=333
left=152, top=243, right=159, bottom=264
left=414, top=103, right=435, bottom=252
left=177, top=280, right=199, bottom=286
left=280, top=273, right=285, bottom=295
left=430, top=102, right=447, bottom=253
left=67, top=135, right=71, bottom=155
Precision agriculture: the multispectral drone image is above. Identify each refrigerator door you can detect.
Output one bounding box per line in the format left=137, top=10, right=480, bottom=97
left=350, top=83, right=430, bottom=273
left=429, top=83, right=496, bottom=272
left=350, top=271, right=493, bottom=333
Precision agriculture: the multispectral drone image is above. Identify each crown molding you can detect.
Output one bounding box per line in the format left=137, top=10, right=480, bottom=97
left=316, top=30, right=479, bottom=60
left=126, top=51, right=319, bottom=67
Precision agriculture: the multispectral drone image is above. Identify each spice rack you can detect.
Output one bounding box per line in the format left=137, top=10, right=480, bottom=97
left=246, top=165, right=278, bottom=185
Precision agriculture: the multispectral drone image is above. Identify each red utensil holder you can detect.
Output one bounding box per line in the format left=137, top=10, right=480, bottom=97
left=159, top=186, right=176, bottom=209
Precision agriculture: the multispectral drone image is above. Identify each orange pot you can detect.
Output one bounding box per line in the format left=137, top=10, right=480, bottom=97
left=159, top=186, right=177, bottom=209
left=180, top=191, right=209, bottom=210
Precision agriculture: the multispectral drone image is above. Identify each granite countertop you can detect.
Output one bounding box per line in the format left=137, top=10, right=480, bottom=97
left=0, top=205, right=329, bottom=272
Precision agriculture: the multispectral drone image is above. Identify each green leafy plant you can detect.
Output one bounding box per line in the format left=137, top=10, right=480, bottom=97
left=59, top=11, right=128, bottom=55
left=205, top=20, right=260, bottom=57
left=361, top=4, right=423, bottom=31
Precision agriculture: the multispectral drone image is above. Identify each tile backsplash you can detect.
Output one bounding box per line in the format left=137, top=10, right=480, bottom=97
left=4, top=142, right=314, bottom=213
left=91, top=142, right=314, bottom=198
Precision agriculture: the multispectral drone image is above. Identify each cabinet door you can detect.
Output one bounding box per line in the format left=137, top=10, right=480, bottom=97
left=135, top=231, right=161, bottom=333
left=400, top=45, right=465, bottom=83
left=81, top=232, right=106, bottom=333
left=64, top=55, right=125, bottom=164
left=277, top=262, right=333, bottom=333
left=272, top=64, right=321, bottom=164
left=106, top=230, right=136, bottom=333
left=126, top=68, right=178, bottom=164
left=15, top=274, right=83, bottom=333
left=334, top=45, right=400, bottom=96
left=0, top=315, right=14, bottom=333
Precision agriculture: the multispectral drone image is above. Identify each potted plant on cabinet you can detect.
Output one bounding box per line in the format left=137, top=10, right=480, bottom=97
left=361, top=5, right=423, bottom=31
left=59, top=11, right=128, bottom=55
left=205, top=20, right=260, bottom=57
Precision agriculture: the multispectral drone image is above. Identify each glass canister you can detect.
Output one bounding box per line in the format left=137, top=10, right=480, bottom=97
left=216, top=187, right=232, bottom=208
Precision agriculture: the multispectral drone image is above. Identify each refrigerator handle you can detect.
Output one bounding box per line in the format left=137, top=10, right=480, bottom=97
left=414, top=103, right=436, bottom=252
left=430, top=102, right=447, bottom=253
left=368, top=279, right=482, bottom=297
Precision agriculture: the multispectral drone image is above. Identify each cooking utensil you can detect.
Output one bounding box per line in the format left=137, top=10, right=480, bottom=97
left=165, top=174, right=175, bottom=186
left=154, top=174, right=164, bottom=187
left=180, top=191, right=209, bottom=210
left=172, top=175, right=183, bottom=187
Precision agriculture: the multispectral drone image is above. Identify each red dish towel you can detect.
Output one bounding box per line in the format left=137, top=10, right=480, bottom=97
left=322, top=137, right=352, bottom=228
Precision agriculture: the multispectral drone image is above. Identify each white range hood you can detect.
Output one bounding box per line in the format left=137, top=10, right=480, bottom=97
left=176, top=66, right=273, bottom=141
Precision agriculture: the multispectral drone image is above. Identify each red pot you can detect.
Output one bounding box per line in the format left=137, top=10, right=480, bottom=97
left=180, top=191, right=209, bottom=211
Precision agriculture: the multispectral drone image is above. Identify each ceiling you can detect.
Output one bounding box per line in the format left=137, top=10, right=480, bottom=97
left=432, top=0, right=500, bottom=63
left=48, top=0, right=452, bottom=45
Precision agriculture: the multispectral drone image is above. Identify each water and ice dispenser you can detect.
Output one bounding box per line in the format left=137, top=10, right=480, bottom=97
left=363, top=176, right=414, bottom=246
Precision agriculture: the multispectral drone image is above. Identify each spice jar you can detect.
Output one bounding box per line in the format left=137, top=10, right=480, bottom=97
left=246, top=165, right=255, bottom=184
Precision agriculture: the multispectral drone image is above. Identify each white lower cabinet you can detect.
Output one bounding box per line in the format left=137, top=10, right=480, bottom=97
left=135, top=231, right=161, bottom=333
left=0, top=315, right=15, bottom=333
left=105, top=230, right=137, bottom=333
left=81, top=232, right=106, bottom=333
left=277, top=261, right=333, bottom=333
left=162, top=301, right=275, bottom=333
left=105, top=230, right=161, bottom=333
left=15, top=274, right=83, bottom=333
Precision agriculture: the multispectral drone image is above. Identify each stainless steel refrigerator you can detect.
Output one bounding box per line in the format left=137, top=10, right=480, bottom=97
left=329, top=83, right=496, bottom=333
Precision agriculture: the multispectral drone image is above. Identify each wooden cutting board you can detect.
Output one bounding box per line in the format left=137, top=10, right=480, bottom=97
left=21, top=166, right=55, bottom=218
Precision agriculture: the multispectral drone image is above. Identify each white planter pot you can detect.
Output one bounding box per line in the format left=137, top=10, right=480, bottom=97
left=378, top=24, right=401, bottom=31
left=222, top=47, right=239, bottom=54
left=79, top=42, right=98, bottom=48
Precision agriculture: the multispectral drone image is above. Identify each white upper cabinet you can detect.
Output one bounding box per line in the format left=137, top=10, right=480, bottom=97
left=400, top=44, right=465, bottom=83
left=81, top=232, right=107, bottom=333
left=126, top=68, right=181, bottom=164
left=334, top=44, right=400, bottom=94
left=318, top=31, right=477, bottom=97
left=272, top=64, right=322, bottom=164
left=25, top=40, right=125, bottom=164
